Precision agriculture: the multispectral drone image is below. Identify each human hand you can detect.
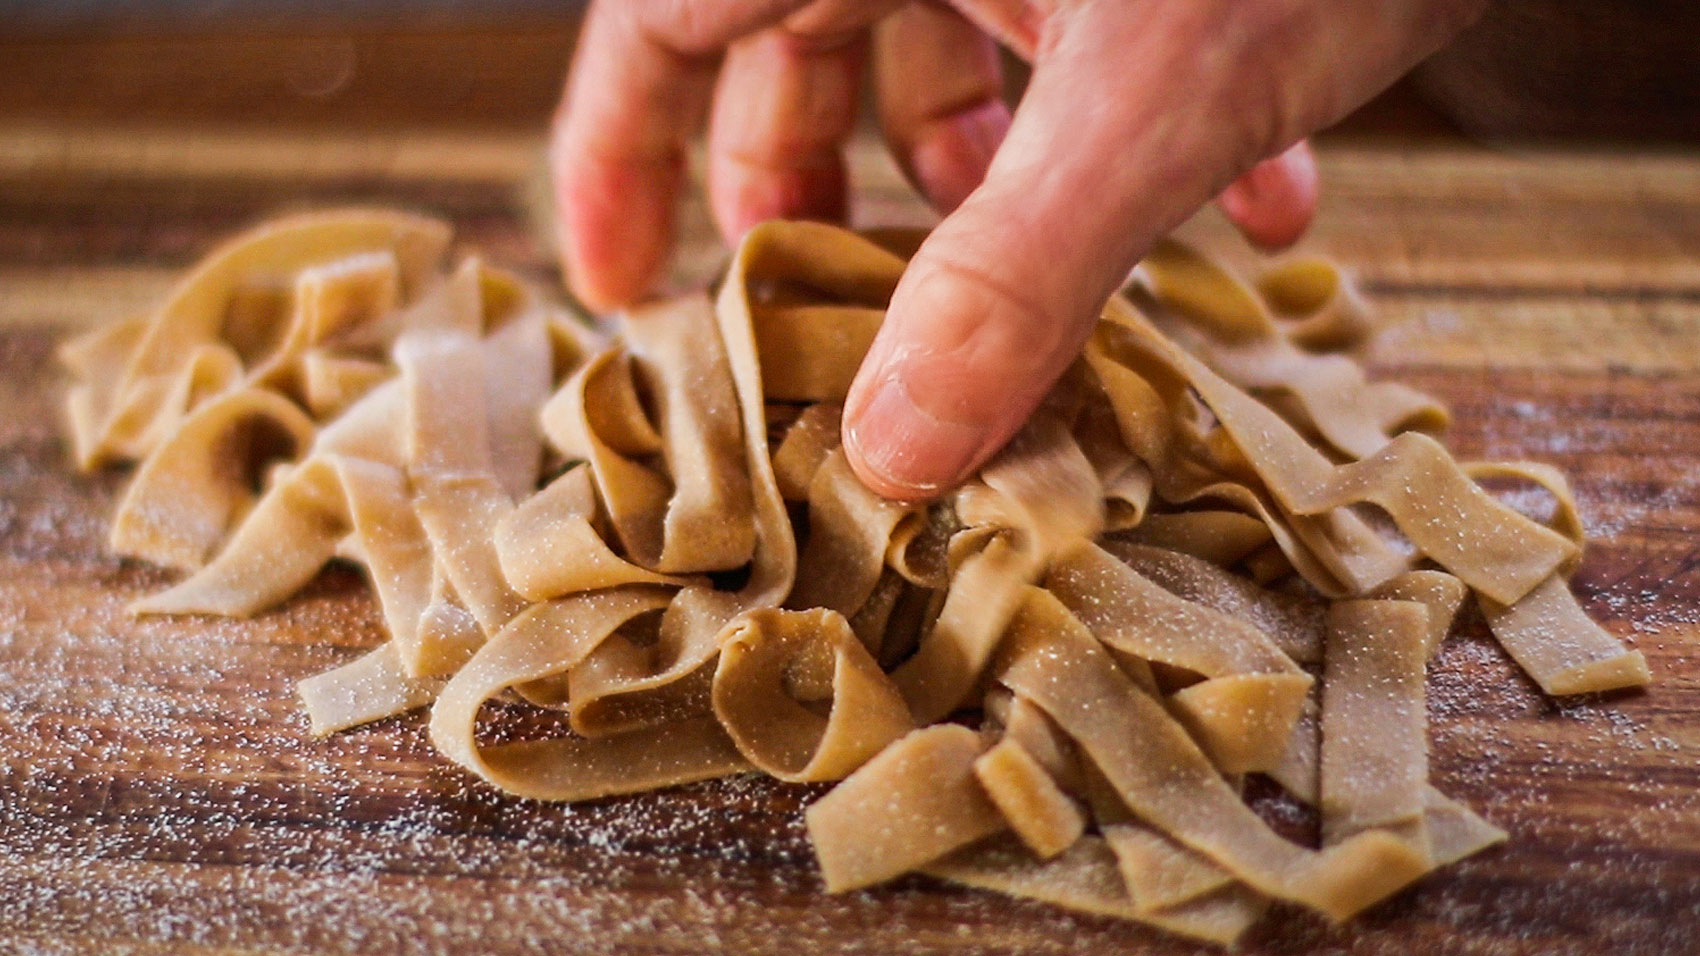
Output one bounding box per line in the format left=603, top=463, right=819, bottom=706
left=551, top=0, right=1484, bottom=499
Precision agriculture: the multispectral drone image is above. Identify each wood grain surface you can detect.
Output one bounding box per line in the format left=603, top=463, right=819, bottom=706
left=2, top=121, right=1700, bottom=956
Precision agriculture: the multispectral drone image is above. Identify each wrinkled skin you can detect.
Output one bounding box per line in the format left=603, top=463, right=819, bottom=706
left=551, top=0, right=1486, bottom=500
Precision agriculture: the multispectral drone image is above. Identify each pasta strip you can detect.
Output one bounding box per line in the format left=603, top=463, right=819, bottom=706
left=925, top=836, right=1268, bottom=946
left=1320, top=600, right=1430, bottom=846
left=1047, top=541, right=1310, bottom=772
left=712, top=607, right=913, bottom=782
left=109, top=387, right=316, bottom=570
left=805, top=724, right=1005, bottom=893
left=1481, top=574, right=1651, bottom=695
left=995, top=588, right=1429, bottom=920
left=427, top=588, right=750, bottom=800
left=973, top=738, right=1087, bottom=859
left=1102, top=540, right=1328, bottom=663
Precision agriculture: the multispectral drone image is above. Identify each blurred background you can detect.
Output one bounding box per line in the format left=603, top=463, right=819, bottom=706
left=1, top=0, right=1694, bottom=139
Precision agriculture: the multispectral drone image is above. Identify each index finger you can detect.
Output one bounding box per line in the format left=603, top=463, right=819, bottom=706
left=552, top=1, right=810, bottom=312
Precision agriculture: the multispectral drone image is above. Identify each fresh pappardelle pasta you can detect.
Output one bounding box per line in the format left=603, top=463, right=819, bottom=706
left=63, top=210, right=1648, bottom=946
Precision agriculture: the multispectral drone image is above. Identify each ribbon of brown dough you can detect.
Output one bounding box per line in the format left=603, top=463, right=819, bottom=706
left=1464, top=459, right=1588, bottom=563
left=996, top=587, right=1431, bottom=921
left=751, top=303, right=884, bottom=402
left=1255, top=255, right=1379, bottom=353
left=60, top=316, right=148, bottom=454
left=479, top=304, right=552, bottom=502
left=771, top=402, right=844, bottom=501
left=1330, top=600, right=1510, bottom=864
left=1074, top=763, right=1238, bottom=914
left=713, top=607, right=913, bottom=781
left=301, top=351, right=390, bottom=419
left=1046, top=541, right=1311, bottom=773
left=715, top=222, right=907, bottom=608
left=1262, top=599, right=1506, bottom=868
left=400, top=329, right=526, bottom=636
left=495, top=465, right=688, bottom=600
left=963, top=414, right=1107, bottom=559
left=1110, top=510, right=1273, bottom=566
left=108, top=387, right=316, bottom=570
left=75, top=210, right=450, bottom=467
left=925, top=835, right=1269, bottom=946
left=130, top=455, right=386, bottom=619
left=1481, top=573, right=1651, bottom=695
left=889, top=414, right=1106, bottom=723
left=1076, top=404, right=1155, bottom=532
left=1370, top=570, right=1470, bottom=658
left=806, top=724, right=1005, bottom=892
left=786, top=449, right=923, bottom=628
left=617, top=296, right=755, bottom=573
left=1321, top=600, right=1430, bottom=847
left=972, top=738, right=1087, bottom=859
left=564, top=587, right=739, bottom=736
left=1136, top=240, right=1447, bottom=460
left=1085, top=345, right=1403, bottom=597
left=1100, top=299, right=1577, bottom=605
left=1101, top=540, right=1328, bottom=663
left=84, top=339, right=247, bottom=471
left=246, top=250, right=401, bottom=396
left=891, top=534, right=1038, bottom=724
left=428, top=587, right=749, bottom=800
left=529, top=232, right=824, bottom=743
left=299, top=641, right=447, bottom=736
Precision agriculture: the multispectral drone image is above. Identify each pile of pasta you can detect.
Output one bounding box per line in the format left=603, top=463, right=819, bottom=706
left=63, top=210, right=1650, bottom=945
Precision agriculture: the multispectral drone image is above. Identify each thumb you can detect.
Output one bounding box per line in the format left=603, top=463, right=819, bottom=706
left=843, top=0, right=1474, bottom=499
left=844, top=3, right=1258, bottom=499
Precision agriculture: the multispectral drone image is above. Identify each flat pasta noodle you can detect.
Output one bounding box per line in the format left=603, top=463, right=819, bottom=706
left=925, top=835, right=1269, bottom=947
left=1481, top=573, right=1651, bottom=696
left=1100, top=540, right=1328, bottom=663
left=69, top=209, right=451, bottom=469
left=1320, top=600, right=1431, bottom=846
left=993, top=587, right=1432, bottom=922
left=1044, top=541, right=1311, bottom=773
left=1136, top=240, right=1448, bottom=461
left=66, top=211, right=1649, bottom=947
left=972, top=737, right=1088, bottom=859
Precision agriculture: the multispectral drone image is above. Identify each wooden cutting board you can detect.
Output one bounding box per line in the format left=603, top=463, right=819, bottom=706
left=3, top=123, right=1700, bottom=956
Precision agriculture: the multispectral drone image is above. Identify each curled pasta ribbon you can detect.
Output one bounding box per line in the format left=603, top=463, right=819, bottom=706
left=67, top=210, right=452, bottom=470
left=1136, top=241, right=1447, bottom=461
left=68, top=211, right=1651, bottom=948
left=713, top=607, right=913, bottom=782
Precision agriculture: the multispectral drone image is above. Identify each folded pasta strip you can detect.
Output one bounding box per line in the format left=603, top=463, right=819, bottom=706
left=64, top=211, right=1649, bottom=946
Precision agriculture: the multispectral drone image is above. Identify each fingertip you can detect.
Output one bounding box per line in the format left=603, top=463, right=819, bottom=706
left=554, top=150, right=681, bottom=311
left=842, top=369, right=988, bottom=502
left=908, top=98, right=1011, bottom=214
left=708, top=156, right=849, bottom=244
left=840, top=249, right=1073, bottom=502
left=843, top=426, right=937, bottom=503
left=705, top=27, right=862, bottom=246
left=1219, top=141, right=1320, bottom=251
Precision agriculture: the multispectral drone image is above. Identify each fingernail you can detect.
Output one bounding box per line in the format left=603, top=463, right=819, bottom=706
left=845, top=372, right=991, bottom=499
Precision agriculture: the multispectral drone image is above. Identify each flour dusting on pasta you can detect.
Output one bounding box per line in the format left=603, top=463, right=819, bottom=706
left=61, top=210, right=1650, bottom=946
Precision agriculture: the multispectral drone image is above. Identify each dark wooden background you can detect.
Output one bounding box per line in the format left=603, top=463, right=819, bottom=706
left=3, top=6, right=1700, bottom=955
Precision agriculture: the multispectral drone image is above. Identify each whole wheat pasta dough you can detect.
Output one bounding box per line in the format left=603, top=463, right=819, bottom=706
left=63, top=209, right=1650, bottom=947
